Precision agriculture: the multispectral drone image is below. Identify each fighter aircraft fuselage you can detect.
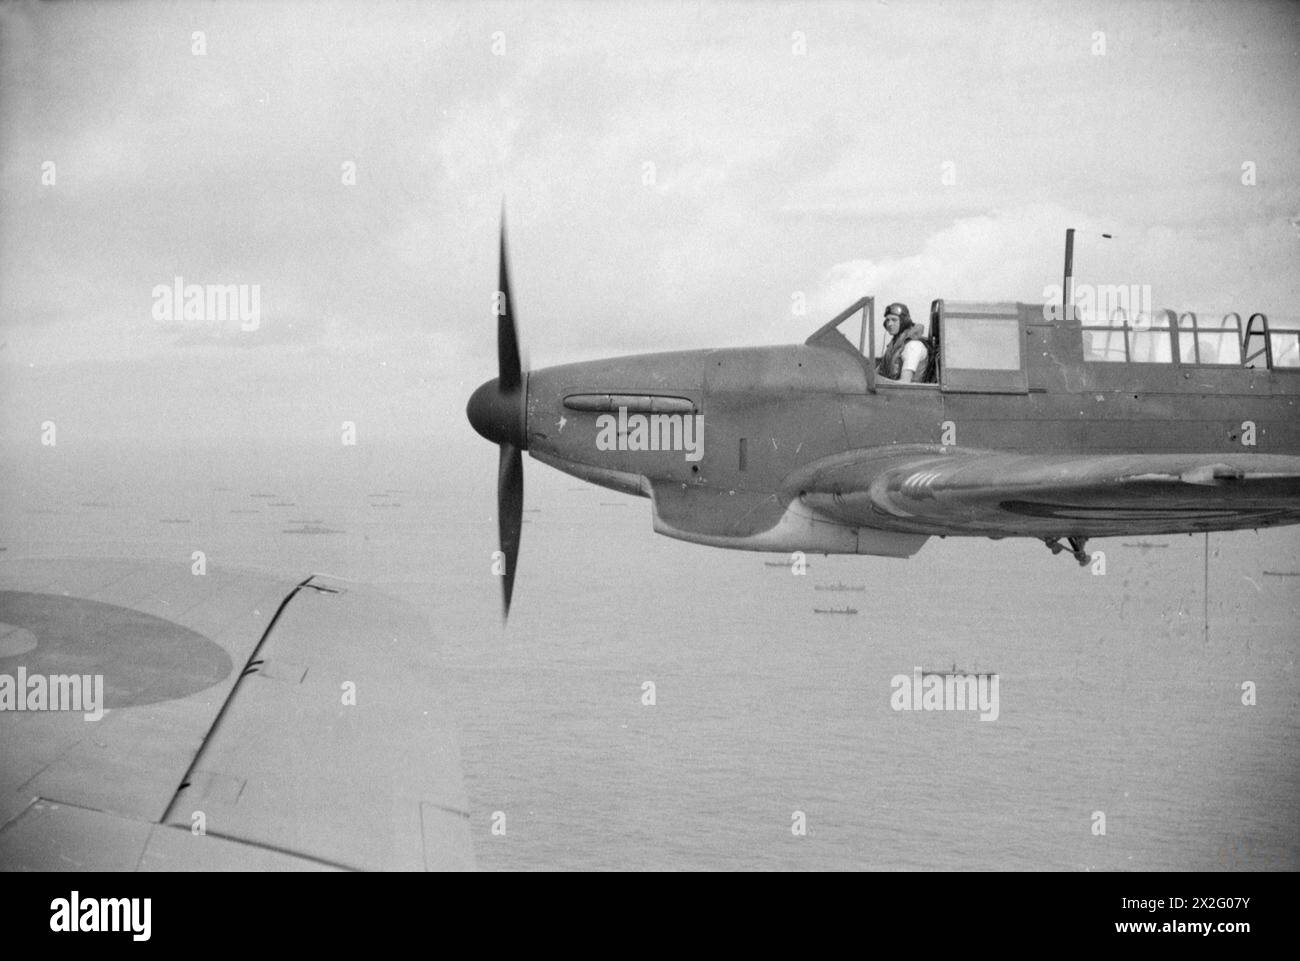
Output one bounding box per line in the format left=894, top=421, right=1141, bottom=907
left=513, top=298, right=1300, bottom=553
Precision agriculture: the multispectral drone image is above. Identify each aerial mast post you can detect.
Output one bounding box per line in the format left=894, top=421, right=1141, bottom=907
left=1062, top=227, right=1075, bottom=322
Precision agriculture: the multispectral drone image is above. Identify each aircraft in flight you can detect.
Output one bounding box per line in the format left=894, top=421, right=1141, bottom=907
left=468, top=222, right=1300, bottom=617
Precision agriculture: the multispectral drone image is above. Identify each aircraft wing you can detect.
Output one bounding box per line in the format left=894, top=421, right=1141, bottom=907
left=793, top=448, right=1300, bottom=538
left=0, top=558, right=473, bottom=871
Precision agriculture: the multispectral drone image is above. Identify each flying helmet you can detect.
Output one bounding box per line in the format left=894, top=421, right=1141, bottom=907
left=884, top=302, right=913, bottom=329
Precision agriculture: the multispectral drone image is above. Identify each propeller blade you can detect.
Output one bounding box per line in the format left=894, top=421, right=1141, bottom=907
left=497, top=212, right=523, bottom=393
left=498, top=441, right=523, bottom=619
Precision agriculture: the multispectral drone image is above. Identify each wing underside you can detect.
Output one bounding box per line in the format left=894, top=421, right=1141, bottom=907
left=796, top=449, right=1300, bottom=538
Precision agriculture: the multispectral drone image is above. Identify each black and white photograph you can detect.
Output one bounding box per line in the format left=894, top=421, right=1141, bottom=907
left=0, top=0, right=1296, bottom=911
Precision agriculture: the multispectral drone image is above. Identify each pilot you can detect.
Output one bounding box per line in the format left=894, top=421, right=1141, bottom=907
left=878, top=303, right=931, bottom=382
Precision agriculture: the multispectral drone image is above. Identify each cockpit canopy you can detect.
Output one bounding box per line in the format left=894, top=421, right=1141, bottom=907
left=1077, top=306, right=1299, bottom=369
left=805, top=296, right=1023, bottom=391
left=808, top=296, right=1300, bottom=377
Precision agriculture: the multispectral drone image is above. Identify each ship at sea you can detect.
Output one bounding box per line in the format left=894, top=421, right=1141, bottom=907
left=922, top=663, right=998, bottom=678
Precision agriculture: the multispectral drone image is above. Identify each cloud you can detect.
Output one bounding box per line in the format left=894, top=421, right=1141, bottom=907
left=812, top=203, right=1300, bottom=326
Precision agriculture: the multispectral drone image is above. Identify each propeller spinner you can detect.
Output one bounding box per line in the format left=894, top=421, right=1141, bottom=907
left=466, top=214, right=528, bottom=618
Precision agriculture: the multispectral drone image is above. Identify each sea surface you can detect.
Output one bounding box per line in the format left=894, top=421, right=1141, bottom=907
left=2, top=439, right=1297, bottom=871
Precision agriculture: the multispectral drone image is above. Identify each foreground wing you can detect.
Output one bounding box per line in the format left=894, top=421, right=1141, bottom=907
left=0, top=559, right=472, bottom=871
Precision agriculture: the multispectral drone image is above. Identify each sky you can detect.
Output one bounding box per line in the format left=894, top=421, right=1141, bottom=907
left=1, top=0, right=1298, bottom=450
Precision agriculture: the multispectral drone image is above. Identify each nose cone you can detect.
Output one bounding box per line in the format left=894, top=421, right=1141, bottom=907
left=467, top=376, right=528, bottom=449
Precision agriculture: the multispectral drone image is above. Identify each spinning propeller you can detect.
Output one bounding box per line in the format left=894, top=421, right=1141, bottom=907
left=466, top=212, right=528, bottom=619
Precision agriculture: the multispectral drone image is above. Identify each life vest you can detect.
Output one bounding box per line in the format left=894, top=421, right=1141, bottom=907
left=881, top=325, right=931, bottom=382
